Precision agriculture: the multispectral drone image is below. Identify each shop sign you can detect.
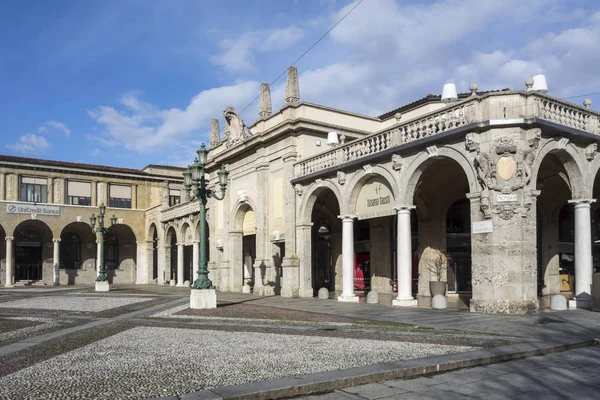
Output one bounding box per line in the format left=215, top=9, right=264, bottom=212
left=356, top=178, right=394, bottom=215
left=6, top=203, right=60, bottom=216
left=472, top=220, right=493, bottom=234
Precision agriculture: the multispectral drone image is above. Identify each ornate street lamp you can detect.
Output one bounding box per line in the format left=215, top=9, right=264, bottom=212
left=90, top=203, right=117, bottom=292
left=185, top=143, right=228, bottom=302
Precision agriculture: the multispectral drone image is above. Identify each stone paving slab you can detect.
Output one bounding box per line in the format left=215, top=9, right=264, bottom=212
left=0, top=326, right=478, bottom=400
left=0, top=295, right=154, bottom=312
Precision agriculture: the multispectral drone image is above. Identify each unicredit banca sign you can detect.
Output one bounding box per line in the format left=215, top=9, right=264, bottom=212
left=6, top=203, right=60, bottom=216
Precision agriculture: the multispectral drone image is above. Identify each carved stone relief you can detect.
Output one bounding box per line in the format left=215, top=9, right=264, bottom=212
left=294, top=184, right=303, bottom=197
left=585, top=143, right=597, bottom=161
left=224, top=106, right=251, bottom=148
left=471, top=133, right=539, bottom=220
left=391, top=154, right=403, bottom=171
left=6, top=175, right=15, bottom=200
left=465, top=132, right=480, bottom=152
left=337, top=171, right=346, bottom=185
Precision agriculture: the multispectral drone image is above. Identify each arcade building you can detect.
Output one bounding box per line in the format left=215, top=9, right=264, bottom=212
left=2, top=67, right=600, bottom=314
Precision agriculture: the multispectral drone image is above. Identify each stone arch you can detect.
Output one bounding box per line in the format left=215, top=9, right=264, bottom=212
left=12, top=220, right=54, bottom=283
left=298, top=179, right=343, bottom=224
left=179, top=222, right=192, bottom=246
left=164, top=223, right=178, bottom=244
left=148, top=223, right=159, bottom=282
left=400, top=146, right=478, bottom=205
left=230, top=197, right=259, bottom=231
left=59, top=222, right=95, bottom=274
left=345, top=166, right=399, bottom=216
left=530, top=139, right=587, bottom=199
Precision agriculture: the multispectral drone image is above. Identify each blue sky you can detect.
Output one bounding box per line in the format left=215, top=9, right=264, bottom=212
left=1, top=0, right=599, bottom=169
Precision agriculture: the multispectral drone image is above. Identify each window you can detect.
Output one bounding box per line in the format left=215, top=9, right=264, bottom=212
left=60, top=234, right=82, bottom=269
left=20, top=177, right=47, bottom=203
left=67, top=181, right=91, bottom=206
left=169, top=189, right=181, bottom=207
left=109, top=184, right=131, bottom=209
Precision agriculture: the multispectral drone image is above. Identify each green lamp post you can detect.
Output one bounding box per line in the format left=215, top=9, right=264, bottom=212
left=90, top=203, right=117, bottom=290
left=185, top=143, right=228, bottom=290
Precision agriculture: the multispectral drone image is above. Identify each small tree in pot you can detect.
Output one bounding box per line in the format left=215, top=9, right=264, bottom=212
left=427, top=248, right=449, bottom=296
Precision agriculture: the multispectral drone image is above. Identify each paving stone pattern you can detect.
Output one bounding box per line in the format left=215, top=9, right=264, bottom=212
left=0, top=296, right=154, bottom=312
left=0, top=326, right=479, bottom=399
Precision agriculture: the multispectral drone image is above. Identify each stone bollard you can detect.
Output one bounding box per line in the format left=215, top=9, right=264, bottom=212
left=152, top=278, right=157, bottom=285
left=550, top=294, right=567, bottom=311
left=183, top=280, right=190, bottom=287
left=242, top=284, right=252, bottom=294
left=318, top=287, right=329, bottom=299
left=169, top=280, right=176, bottom=287
left=366, top=291, right=379, bottom=304
left=432, top=294, right=447, bottom=309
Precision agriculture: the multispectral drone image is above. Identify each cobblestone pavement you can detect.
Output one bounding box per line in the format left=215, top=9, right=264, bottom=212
left=300, top=346, right=600, bottom=400
left=0, top=285, right=599, bottom=400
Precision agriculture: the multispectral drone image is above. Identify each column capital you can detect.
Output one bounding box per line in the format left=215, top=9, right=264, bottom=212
left=338, top=215, right=357, bottom=222
left=296, top=222, right=313, bottom=229
left=5, top=236, right=14, bottom=242
left=52, top=238, right=61, bottom=243
left=394, top=205, right=415, bottom=212
left=568, top=198, right=596, bottom=206
left=176, top=242, right=185, bottom=247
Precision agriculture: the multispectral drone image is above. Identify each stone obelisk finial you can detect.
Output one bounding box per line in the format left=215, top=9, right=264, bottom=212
left=209, top=118, right=220, bottom=147
left=258, top=83, right=272, bottom=119
left=285, top=66, right=300, bottom=104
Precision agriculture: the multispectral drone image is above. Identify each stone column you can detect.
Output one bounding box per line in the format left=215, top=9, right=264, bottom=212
left=96, top=239, right=101, bottom=277
left=253, top=161, right=270, bottom=295
left=569, top=199, right=596, bottom=308
left=52, top=238, right=61, bottom=286
left=281, top=151, right=300, bottom=298
left=4, top=237, right=14, bottom=287
left=229, top=231, right=243, bottom=292
left=91, top=180, right=97, bottom=206
left=131, top=185, right=137, bottom=209
left=176, top=243, right=184, bottom=287
left=393, top=206, right=418, bottom=306
left=0, top=172, right=5, bottom=201
left=338, top=216, right=358, bottom=302
left=297, top=222, right=313, bottom=297
left=136, top=241, right=148, bottom=284
left=192, top=240, right=199, bottom=284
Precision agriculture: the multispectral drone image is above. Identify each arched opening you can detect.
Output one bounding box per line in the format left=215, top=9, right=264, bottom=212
left=410, top=157, right=471, bottom=305
left=166, top=227, right=177, bottom=284
left=60, top=222, right=95, bottom=285
left=310, top=188, right=341, bottom=295
left=181, top=223, right=192, bottom=283
left=592, top=174, right=600, bottom=275
left=148, top=224, right=158, bottom=281
left=242, top=207, right=256, bottom=288
left=104, top=224, right=137, bottom=284
left=0, top=225, right=6, bottom=286
left=446, top=199, right=472, bottom=293
left=536, top=152, right=574, bottom=297
left=13, top=220, right=53, bottom=282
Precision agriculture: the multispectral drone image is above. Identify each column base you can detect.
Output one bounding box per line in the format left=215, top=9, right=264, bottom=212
left=190, top=289, right=217, bottom=309
left=176, top=283, right=185, bottom=287
left=4, top=284, right=14, bottom=288
left=569, top=299, right=591, bottom=309
left=337, top=294, right=359, bottom=303
left=392, top=297, right=418, bottom=307
left=52, top=282, right=60, bottom=286
left=95, top=281, right=110, bottom=292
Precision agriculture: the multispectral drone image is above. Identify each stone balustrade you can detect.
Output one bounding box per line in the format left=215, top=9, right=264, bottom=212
left=294, top=92, right=600, bottom=179
left=160, top=199, right=199, bottom=223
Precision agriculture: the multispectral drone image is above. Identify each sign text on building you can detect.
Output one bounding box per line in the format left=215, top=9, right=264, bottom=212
left=6, top=203, right=60, bottom=216
left=496, top=194, right=518, bottom=203
left=472, top=220, right=493, bottom=234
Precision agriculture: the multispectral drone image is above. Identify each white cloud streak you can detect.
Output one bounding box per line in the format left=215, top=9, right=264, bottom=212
left=6, top=134, right=51, bottom=154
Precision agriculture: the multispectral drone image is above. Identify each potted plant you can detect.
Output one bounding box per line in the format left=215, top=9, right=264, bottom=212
left=427, top=248, right=449, bottom=297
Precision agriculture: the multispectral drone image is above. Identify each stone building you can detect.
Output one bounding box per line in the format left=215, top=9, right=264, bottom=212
left=2, top=67, right=600, bottom=314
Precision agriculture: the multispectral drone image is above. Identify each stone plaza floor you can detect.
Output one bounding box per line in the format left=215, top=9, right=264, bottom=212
left=0, top=285, right=599, bottom=399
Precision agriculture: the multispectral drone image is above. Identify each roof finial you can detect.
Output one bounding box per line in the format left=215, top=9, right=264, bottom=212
left=285, top=66, right=300, bottom=104
left=209, top=118, right=220, bottom=147
left=258, top=83, right=272, bottom=119
left=584, top=98, right=592, bottom=109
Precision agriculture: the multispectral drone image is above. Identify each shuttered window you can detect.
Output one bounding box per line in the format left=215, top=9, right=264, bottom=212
left=20, top=177, right=47, bottom=203
left=109, top=184, right=131, bottom=208
left=67, top=181, right=91, bottom=206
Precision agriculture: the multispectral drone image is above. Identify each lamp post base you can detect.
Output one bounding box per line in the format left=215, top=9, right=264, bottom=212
left=190, top=288, right=217, bottom=309
left=95, top=281, right=110, bottom=292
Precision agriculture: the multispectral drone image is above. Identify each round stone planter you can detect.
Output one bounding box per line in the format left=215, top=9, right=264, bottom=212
left=429, top=281, right=447, bottom=297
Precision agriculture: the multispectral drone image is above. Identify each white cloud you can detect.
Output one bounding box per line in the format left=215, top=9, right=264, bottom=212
left=6, top=134, right=51, bottom=154
left=46, top=120, right=72, bottom=137
left=37, top=126, right=47, bottom=133
left=88, top=81, right=260, bottom=153
left=211, top=26, right=304, bottom=72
